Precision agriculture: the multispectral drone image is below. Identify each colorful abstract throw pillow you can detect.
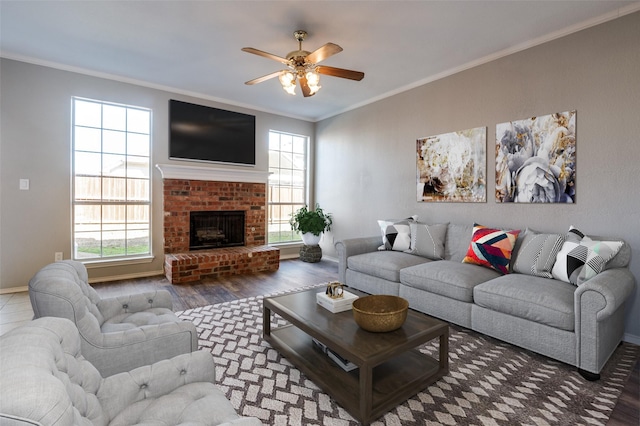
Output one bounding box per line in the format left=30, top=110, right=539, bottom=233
left=463, top=224, right=521, bottom=274
left=551, top=227, right=624, bottom=285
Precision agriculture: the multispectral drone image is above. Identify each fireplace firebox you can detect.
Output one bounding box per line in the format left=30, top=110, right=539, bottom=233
left=189, top=211, right=245, bottom=250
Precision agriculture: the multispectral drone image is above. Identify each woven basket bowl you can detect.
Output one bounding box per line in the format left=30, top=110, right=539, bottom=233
left=352, top=295, right=409, bottom=332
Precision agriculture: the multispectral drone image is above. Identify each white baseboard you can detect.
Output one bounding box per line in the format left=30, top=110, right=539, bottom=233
left=623, top=332, right=640, bottom=345
left=87, top=269, right=165, bottom=284
left=0, top=286, right=28, bottom=295
left=280, top=253, right=301, bottom=260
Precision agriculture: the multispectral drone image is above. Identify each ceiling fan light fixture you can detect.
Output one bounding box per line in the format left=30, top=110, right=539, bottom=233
left=243, top=30, right=363, bottom=98
left=305, top=68, right=321, bottom=94
left=279, top=70, right=296, bottom=95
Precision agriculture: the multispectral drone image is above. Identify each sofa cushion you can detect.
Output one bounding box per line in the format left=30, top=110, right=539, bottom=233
left=552, top=227, right=624, bottom=285
left=512, top=228, right=565, bottom=278
left=462, top=224, right=520, bottom=274
left=400, top=260, right=501, bottom=302
left=348, top=251, right=431, bottom=283
left=473, top=275, right=576, bottom=331
left=101, top=308, right=184, bottom=332
left=406, top=222, right=448, bottom=259
left=444, top=223, right=474, bottom=262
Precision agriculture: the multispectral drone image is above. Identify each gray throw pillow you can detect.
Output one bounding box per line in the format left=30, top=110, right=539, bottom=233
left=513, top=228, right=564, bottom=278
left=406, top=222, right=448, bottom=260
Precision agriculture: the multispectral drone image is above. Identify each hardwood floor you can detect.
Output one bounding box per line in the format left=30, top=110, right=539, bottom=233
left=92, top=258, right=339, bottom=311
left=92, top=258, right=638, bottom=424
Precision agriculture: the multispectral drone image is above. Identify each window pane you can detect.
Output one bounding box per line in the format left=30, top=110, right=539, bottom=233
left=292, top=137, right=305, bottom=154
left=268, top=151, right=280, bottom=168
left=127, top=109, right=150, bottom=133
left=292, top=187, right=305, bottom=203
left=292, top=170, right=304, bottom=187
left=103, top=130, right=126, bottom=154
left=75, top=100, right=101, bottom=127
left=102, top=230, right=126, bottom=257
left=103, top=104, right=126, bottom=131
left=75, top=152, right=102, bottom=176
left=102, top=154, right=127, bottom=177
left=75, top=176, right=101, bottom=200
left=292, top=153, right=305, bottom=169
left=127, top=179, right=149, bottom=201
left=103, top=177, right=126, bottom=200
left=269, top=133, right=280, bottom=150
left=75, top=127, right=101, bottom=152
left=127, top=156, right=149, bottom=178
left=128, top=133, right=150, bottom=156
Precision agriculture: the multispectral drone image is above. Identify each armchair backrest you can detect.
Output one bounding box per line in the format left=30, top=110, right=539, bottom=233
left=29, top=260, right=106, bottom=339
left=0, top=317, right=107, bottom=425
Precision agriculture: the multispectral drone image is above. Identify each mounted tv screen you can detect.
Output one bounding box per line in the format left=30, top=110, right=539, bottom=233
left=169, top=100, right=256, bottom=166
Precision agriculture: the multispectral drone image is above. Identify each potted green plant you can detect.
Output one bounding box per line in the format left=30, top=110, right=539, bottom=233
left=290, top=203, right=333, bottom=246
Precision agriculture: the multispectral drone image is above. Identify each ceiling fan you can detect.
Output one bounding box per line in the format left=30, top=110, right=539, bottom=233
left=242, top=30, right=364, bottom=97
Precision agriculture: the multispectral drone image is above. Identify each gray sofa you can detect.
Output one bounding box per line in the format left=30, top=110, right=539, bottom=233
left=0, top=317, right=262, bottom=426
left=336, top=223, right=636, bottom=379
left=29, top=260, right=198, bottom=377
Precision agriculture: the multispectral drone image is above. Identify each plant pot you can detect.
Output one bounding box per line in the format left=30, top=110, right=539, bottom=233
left=301, top=232, right=321, bottom=246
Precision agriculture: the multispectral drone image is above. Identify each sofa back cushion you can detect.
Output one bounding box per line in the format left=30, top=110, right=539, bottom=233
left=0, top=318, right=107, bottom=425
left=444, top=223, right=474, bottom=262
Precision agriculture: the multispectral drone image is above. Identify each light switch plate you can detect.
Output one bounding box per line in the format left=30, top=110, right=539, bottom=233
left=19, top=179, right=30, bottom=190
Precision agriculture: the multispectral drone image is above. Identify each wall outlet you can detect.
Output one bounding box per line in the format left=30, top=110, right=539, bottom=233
left=55, top=252, right=63, bottom=261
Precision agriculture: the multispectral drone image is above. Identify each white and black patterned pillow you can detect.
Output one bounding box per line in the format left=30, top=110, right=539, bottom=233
left=377, top=216, right=417, bottom=251
left=406, top=222, right=448, bottom=259
left=513, top=228, right=565, bottom=278
left=551, top=227, right=624, bottom=285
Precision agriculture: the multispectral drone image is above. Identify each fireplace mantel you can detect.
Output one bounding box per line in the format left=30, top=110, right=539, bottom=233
left=156, top=163, right=270, bottom=183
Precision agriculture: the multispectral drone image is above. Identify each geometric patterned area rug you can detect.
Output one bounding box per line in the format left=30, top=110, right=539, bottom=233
left=177, top=286, right=639, bottom=425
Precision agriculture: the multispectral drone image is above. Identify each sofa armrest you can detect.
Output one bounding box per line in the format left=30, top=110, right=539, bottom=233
left=98, top=290, right=174, bottom=318
left=335, top=236, right=382, bottom=283
left=574, top=267, right=636, bottom=374
left=77, top=315, right=198, bottom=376
left=98, top=350, right=215, bottom=418
left=574, top=268, right=636, bottom=320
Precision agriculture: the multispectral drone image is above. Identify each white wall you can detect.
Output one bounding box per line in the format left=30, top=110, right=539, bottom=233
left=315, top=12, right=640, bottom=341
left=0, top=59, right=313, bottom=288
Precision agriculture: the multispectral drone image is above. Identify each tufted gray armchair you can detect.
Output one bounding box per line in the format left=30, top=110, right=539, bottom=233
left=28, top=260, right=198, bottom=377
left=0, top=317, right=262, bottom=425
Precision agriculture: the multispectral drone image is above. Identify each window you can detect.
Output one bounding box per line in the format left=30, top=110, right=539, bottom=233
left=268, top=130, right=308, bottom=243
left=72, top=97, right=151, bottom=260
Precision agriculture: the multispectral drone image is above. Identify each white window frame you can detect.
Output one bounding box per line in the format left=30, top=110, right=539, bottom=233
left=71, top=97, right=152, bottom=263
left=267, top=130, right=309, bottom=244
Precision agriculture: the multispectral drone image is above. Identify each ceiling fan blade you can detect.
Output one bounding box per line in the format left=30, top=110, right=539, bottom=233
left=305, top=43, right=343, bottom=64
left=245, top=70, right=283, bottom=85
left=298, top=74, right=314, bottom=97
left=317, top=65, right=365, bottom=81
left=241, top=47, right=290, bottom=65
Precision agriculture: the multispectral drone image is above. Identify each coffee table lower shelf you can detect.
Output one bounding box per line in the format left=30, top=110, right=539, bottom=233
left=266, top=324, right=446, bottom=424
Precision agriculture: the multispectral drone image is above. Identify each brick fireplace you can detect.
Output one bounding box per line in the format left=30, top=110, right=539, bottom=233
left=157, top=164, right=279, bottom=283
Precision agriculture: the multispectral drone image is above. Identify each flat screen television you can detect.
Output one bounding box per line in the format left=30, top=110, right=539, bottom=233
left=169, top=100, right=256, bottom=166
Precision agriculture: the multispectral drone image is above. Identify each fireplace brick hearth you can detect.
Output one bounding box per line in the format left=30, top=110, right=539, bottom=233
left=160, top=171, right=279, bottom=284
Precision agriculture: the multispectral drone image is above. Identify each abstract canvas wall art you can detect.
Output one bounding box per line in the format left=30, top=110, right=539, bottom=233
left=495, top=110, right=576, bottom=203
left=417, top=127, right=486, bottom=202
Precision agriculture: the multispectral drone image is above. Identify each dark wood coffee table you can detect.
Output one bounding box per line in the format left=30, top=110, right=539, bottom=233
left=263, top=287, right=449, bottom=425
